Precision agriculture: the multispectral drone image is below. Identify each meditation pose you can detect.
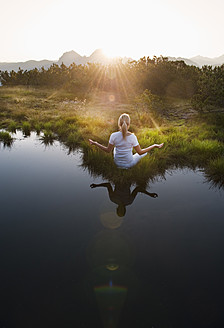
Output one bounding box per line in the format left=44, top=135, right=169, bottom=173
left=90, top=181, right=158, bottom=217
left=89, top=113, right=164, bottom=169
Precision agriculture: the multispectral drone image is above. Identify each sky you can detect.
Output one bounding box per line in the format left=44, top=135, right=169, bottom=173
left=1, top=0, right=224, bottom=62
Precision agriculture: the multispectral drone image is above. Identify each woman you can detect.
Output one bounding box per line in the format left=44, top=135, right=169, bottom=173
left=89, top=113, right=164, bottom=169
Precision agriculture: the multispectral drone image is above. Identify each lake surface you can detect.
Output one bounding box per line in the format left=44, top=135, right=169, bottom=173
left=1, top=131, right=224, bottom=328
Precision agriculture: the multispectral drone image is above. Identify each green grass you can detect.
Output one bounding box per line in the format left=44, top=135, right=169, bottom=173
left=65, top=131, right=82, bottom=151
left=81, top=143, right=166, bottom=187
left=22, top=121, right=31, bottom=136
left=43, top=122, right=52, bottom=131
left=1, top=86, right=224, bottom=188
left=40, top=130, right=55, bottom=146
left=0, top=131, right=13, bottom=147
left=7, top=121, right=18, bottom=133
left=205, top=157, right=224, bottom=189
left=34, top=123, right=41, bottom=135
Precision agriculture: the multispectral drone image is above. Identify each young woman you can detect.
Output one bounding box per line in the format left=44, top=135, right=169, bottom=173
left=89, top=113, right=164, bottom=169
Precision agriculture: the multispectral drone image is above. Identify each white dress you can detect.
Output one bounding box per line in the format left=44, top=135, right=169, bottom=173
left=109, top=131, right=147, bottom=168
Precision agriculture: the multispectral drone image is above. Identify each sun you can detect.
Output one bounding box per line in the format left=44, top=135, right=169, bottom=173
left=102, top=47, right=121, bottom=59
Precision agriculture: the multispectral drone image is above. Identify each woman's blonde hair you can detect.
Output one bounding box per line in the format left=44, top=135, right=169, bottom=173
left=118, top=113, right=130, bottom=139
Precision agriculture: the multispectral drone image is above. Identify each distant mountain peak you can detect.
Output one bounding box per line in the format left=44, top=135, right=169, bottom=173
left=1, top=50, right=224, bottom=72
left=191, top=55, right=206, bottom=59
left=59, top=50, right=81, bottom=58
left=168, top=56, right=198, bottom=66
left=90, top=48, right=104, bottom=56
left=58, top=50, right=84, bottom=65
left=189, top=54, right=224, bottom=67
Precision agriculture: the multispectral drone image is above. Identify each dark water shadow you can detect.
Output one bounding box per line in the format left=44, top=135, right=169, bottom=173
left=90, top=181, right=158, bottom=217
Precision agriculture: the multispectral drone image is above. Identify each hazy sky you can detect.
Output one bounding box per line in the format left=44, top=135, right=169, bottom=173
left=1, top=0, right=224, bottom=62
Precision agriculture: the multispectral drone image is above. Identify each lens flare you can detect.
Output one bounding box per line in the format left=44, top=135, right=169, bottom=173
left=94, top=285, right=127, bottom=293
left=100, top=211, right=123, bottom=229
left=109, top=94, right=115, bottom=102
left=106, top=264, right=119, bottom=271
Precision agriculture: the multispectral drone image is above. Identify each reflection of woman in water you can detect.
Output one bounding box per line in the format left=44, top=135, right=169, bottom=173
left=89, top=113, right=164, bottom=169
left=90, top=182, right=158, bottom=217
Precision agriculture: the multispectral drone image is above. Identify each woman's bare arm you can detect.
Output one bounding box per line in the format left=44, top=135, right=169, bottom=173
left=134, top=143, right=164, bottom=155
left=132, top=186, right=158, bottom=198
left=89, top=139, right=114, bottom=153
left=90, top=182, right=113, bottom=193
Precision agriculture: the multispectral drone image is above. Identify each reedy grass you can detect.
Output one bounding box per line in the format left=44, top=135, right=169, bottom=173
left=7, top=121, right=18, bottom=133
left=81, top=144, right=166, bottom=187
left=34, top=123, right=41, bottom=135
left=43, top=122, right=52, bottom=131
left=54, top=120, right=69, bottom=138
left=40, top=130, right=55, bottom=146
left=82, top=120, right=224, bottom=186
left=204, top=157, right=224, bottom=189
left=22, top=121, right=31, bottom=136
left=0, top=131, right=13, bottom=147
left=65, top=131, right=82, bottom=150
left=1, top=86, right=224, bottom=188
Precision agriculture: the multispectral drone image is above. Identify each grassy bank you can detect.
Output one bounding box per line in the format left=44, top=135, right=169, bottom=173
left=0, top=86, right=224, bottom=187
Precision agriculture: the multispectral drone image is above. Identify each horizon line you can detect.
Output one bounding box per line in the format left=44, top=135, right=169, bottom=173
left=1, top=49, right=224, bottom=64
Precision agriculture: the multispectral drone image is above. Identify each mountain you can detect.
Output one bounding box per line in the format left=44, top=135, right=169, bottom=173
left=58, top=50, right=85, bottom=66
left=0, top=60, right=55, bottom=72
left=167, top=55, right=224, bottom=67
left=190, top=55, right=224, bottom=67
left=168, top=56, right=198, bottom=66
left=1, top=50, right=224, bottom=72
left=87, top=49, right=110, bottom=64
left=58, top=49, right=123, bottom=65
left=0, top=49, right=117, bottom=72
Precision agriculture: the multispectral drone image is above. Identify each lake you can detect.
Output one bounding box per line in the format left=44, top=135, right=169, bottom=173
left=0, top=131, right=224, bottom=328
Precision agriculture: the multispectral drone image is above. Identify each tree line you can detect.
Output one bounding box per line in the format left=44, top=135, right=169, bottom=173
left=1, top=57, right=224, bottom=108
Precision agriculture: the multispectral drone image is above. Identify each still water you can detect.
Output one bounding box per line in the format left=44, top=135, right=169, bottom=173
left=0, top=131, right=224, bottom=328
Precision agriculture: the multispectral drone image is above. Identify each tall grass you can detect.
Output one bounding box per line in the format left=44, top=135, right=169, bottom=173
left=40, top=130, right=55, bottom=145
left=7, top=121, right=17, bottom=133
left=43, top=122, right=52, bottom=131
left=0, top=131, right=13, bottom=147
left=65, top=131, right=82, bottom=151
left=34, top=123, right=41, bottom=135
left=205, top=157, right=224, bottom=189
left=22, top=121, right=31, bottom=136
left=82, top=144, right=166, bottom=187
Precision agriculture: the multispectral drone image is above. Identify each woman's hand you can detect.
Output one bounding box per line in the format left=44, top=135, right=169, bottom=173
left=157, top=143, right=164, bottom=148
left=89, top=139, right=96, bottom=145
left=88, top=139, right=113, bottom=153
